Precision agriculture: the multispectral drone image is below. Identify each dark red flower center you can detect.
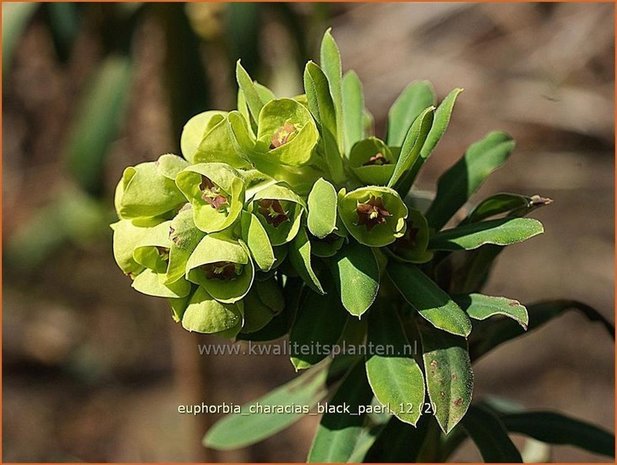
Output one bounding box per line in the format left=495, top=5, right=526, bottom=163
left=356, top=195, right=391, bottom=231
left=270, top=122, right=298, bottom=149
left=201, top=261, right=243, bottom=281
left=363, top=152, right=390, bottom=166
left=200, top=176, right=228, bottom=210
left=257, top=199, right=290, bottom=227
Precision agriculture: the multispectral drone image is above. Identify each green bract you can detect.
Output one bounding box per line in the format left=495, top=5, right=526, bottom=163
left=256, top=98, right=319, bottom=166
left=114, top=154, right=187, bottom=219
left=186, top=233, right=255, bottom=304
left=349, top=137, right=399, bottom=185
left=338, top=186, right=408, bottom=247
left=176, top=162, right=245, bottom=233
left=249, top=183, right=305, bottom=246
left=111, top=29, right=611, bottom=463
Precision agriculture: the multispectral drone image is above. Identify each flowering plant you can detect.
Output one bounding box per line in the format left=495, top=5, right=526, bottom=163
left=112, top=30, right=614, bottom=462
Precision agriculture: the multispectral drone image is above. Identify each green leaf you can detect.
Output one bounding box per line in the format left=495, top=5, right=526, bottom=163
left=65, top=56, right=132, bottom=194
left=419, top=323, right=473, bottom=434
left=461, top=405, right=522, bottom=462
left=366, top=307, right=425, bottom=425
left=499, top=411, right=615, bottom=458
left=455, top=293, right=528, bottom=329
left=419, top=88, right=463, bottom=160
left=235, top=60, right=265, bottom=126
left=204, top=367, right=328, bottom=450
left=388, top=106, right=435, bottom=189
left=425, top=131, right=516, bottom=230
left=429, top=218, right=544, bottom=251
left=388, top=262, right=472, bottom=337
left=470, top=300, right=615, bottom=361
left=290, top=288, right=348, bottom=370
left=463, top=193, right=553, bottom=225
left=307, top=361, right=374, bottom=462
left=241, top=211, right=276, bottom=271
left=288, top=227, right=324, bottom=294
left=329, top=241, right=380, bottom=317
left=320, top=28, right=344, bottom=153
left=304, top=61, right=345, bottom=184
left=398, top=87, right=464, bottom=195
left=307, top=178, right=338, bottom=239
left=387, top=81, right=436, bottom=147
left=342, top=71, right=365, bottom=154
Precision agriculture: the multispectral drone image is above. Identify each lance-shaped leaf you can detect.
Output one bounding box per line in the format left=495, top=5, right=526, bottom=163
left=235, top=60, right=265, bottom=125
left=320, top=28, right=344, bottom=153
left=365, top=307, right=425, bottom=425
left=131, top=220, right=192, bottom=299
left=289, top=287, right=348, bottom=370
left=429, top=218, right=544, bottom=251
left=349, top=137, right=398, bottom=186
left=397, top=88, right=464, bottom=196
left=180, top=110, right=227, bottom=163
left=242, top=278, right=284, bottom=334
left=257, top=98, right=319, bottom=166
left=339, top=186, right=408, bottom=247
left=418, top=88, right=463, bottom=160
left=425, top=131, right=516, bottom=230
left=387, top=81, right=436, bottom=147
left=388, top=106, right=435, bottom=189
left=418, top=322, right=473, bottom=434
left=308, top=361, right=374, bottom=462
left=241, top=211, right=275, bottom=271
left=204, top=367, right=328, bottom=450
left=288, top=227, right=324, bottom=294
left=166, top=207, right=206, bottom=285
left=389, top=208, right=433, bottom=264
left=388, top=261, right=472, bottom=337
left=186, top=234, right=254, bottom=304
left=307, top=178, right=338, bottom=239
left=114, top=156, right=186, bottom=220
left=176, top=162, right=244, bottom=233
left=238, top=82, right=276, bottom=125
left=498, top=411, right=615, bottom=458
left=342, top=71, right=365, bottom=153
left=461, top=405, right=522, bottom=462
left=182, top=287, right=244, bottom=337
left=329, top=241, right=380, bottom=317
left=454, top=293, right=528, bottom=329
left=463, top=193, right=553, bottom=225
left=250, top=183, right=305, bottom=246
left=304, top=61, right=345, bottom=184
left=470, top=300, right=615, bottom=361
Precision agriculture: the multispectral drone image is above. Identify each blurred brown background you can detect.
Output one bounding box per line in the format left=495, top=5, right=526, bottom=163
left=3, top=2, right=614, bottom=462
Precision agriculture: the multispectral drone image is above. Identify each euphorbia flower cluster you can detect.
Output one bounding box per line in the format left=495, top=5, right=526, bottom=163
left=111, top=33, right=439, bottom=339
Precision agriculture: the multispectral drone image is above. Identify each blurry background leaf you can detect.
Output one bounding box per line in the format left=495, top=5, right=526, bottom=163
left=63, top=55, right=132, bottom=195
left=2, top=2, right=38, bottom=79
